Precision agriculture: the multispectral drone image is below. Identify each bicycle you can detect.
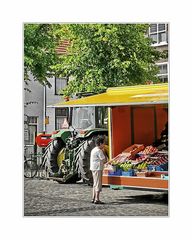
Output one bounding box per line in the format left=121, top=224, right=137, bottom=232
left=24, top=149, right=49, bottom=179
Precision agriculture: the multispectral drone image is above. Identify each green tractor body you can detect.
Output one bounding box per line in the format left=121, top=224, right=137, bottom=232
left=44, top=106, right=108, bottom=183
left=51, top=129, right=72, bottom=142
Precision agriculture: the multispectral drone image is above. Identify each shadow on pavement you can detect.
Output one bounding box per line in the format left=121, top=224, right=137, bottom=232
left=109, top=193, right=168, bottom=205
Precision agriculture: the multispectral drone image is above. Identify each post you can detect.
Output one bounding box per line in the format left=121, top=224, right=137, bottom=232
left=43, top=84, right=47, bottom=133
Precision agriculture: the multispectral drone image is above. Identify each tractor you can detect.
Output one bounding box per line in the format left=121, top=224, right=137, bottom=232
left=36, top=106, right=108, bottom=183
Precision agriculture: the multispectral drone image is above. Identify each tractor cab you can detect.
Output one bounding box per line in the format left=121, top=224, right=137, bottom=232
left=71, top=106, right=108, bottom=131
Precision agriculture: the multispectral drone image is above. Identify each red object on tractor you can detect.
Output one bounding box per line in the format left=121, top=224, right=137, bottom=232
left=35, top=133, right=52, bottom=147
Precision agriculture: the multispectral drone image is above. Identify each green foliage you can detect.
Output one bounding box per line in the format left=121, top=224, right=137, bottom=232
left=24, top=23, right=164, bottom=94
left=24, top=24, right=65, bottom=86
left=53, top=24, right=163, bottom=96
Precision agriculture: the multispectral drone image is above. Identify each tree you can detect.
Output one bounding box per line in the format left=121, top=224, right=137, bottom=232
left=24, top=24, right=65, bottom=87
left=24, top=24, right=67, bottom=128
left=53, top=24, right=164, bottom=97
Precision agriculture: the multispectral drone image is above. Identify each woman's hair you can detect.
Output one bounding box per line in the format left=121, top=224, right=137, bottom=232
left=95, top=136, right=105, bottom=146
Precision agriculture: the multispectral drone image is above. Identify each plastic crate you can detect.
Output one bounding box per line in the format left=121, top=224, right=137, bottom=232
left=156, top=163, right=168, bottom=171
left=121, top=169, right=135, bottom=176
left=108, top=169, right=122, bottom=176
left=155, top=166, right=163, bottom=171
left=147, top=165, right=156, bottom=171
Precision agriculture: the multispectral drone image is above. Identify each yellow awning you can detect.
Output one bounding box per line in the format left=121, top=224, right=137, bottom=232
left=50, top=83, right=168, bottom=107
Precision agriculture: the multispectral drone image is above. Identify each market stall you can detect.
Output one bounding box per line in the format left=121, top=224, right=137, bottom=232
left=52, top=83, right=168, bottom=190
left=102, top=144, right=168, bottom=190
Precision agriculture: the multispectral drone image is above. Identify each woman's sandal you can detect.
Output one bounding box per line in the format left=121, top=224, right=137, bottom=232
left=94, top=200, right=105, bottom=204
left=91, top=199, right=95, bottom=203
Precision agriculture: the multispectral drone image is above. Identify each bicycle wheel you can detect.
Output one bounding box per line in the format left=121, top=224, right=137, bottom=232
left=24, top=160, right=38, bottom=178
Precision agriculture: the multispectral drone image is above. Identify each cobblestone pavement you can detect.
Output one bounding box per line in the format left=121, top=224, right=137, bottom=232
left=24, top=178, right=168, bottom=216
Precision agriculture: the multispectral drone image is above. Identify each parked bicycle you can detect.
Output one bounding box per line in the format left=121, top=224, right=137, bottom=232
left=24, top=149, right=49, bottom=178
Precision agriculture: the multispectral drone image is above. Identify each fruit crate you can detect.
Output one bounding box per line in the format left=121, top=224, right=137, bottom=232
left=108, top=169, right=122, bottom=176
left=112, top=153, right=129, bottom=163
left=122, top=144, right=145, bottom=158
left=147, top=163, right=168, bottom=171
left=121, top=169, right=135, bottom=176
left=156, top=163, right=168, bottom=171
left=147, top=165, right=156, bottom=171
left=103, top=169, right=109, bottom=175
left=136, top=171, right=151, bottom=177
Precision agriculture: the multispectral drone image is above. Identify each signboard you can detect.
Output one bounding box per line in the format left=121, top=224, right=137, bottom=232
left=45, top=116, right=49, bottom=125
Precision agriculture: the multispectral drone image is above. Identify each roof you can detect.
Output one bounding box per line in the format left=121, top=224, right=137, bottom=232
left=50, top=83, right=168, bottom=108
left=55, top=40, right=70, bottom=55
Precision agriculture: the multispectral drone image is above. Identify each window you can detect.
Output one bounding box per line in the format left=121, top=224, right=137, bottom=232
left=158, top=76, right=168, bottom=83
left=28, top=125, right=37, bottom=145
left=95, top=107, right=108, bottom=129
left=157, top=63, right=168, bottom=83
left=149, top=24, right=168, bottom=45
left=72, top=107, right=95, bottom=130
left=28, top=116, right=37, bottom=124
left=55, top=77, right=68, bottom=95
left=25, top=117, right=38, bottom=145
left=55, top=108, right=69, bottom=130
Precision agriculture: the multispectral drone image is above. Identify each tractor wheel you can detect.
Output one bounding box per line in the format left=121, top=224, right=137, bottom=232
left=45, top=139, right=64, bottom=174
left=76, top=135, right=108, bottom=184
left=45, top=139, right=80, bottom=183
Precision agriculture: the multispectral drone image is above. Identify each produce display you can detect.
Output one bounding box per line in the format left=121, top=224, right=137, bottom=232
left=139, top=145, right=158, bottom=155
left=135, top=161, right=148, bottom=170
left=147, top=152, right=168, bottom=166
left=119, top=161, right=133, bottom=171
left=122, top=144, right=145, bottom=158
left=104, top=144, right=168, bottom=177
left=108, top=154, right=129, bottom=165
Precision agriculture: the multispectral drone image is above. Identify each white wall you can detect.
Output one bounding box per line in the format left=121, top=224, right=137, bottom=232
left=46, top=77, right=65, bottom=133
left=24, top=75, right=44, bottom=133
left=24, top=75, right=67, bottom=135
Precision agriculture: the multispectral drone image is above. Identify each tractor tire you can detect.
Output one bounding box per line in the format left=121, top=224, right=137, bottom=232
left=76, top=134, right=107, bottom=184
left=46, top=139, right=64, bottom=173
left=45, top=139, right=80, bottom=183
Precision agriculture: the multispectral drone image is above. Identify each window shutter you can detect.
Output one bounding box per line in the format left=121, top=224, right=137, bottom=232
left=158, top=24, right=166, bottom=31
left=150, top=24, right=157, bottom=33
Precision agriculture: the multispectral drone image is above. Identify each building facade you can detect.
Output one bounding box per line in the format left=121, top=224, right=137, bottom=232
left=46, top=76, right=68, bottom=133
left=24, top=75, right=44, bottom=156
left=24, top=75, right=68, bottom=156
left=149, top=23, right=169, bottom=83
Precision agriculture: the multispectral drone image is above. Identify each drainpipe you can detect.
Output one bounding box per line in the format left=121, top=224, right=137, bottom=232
left=43, top=84, right=46, bottom=133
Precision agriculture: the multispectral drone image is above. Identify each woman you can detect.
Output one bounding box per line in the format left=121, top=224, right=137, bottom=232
left=90, top=136, right=107, bottom=204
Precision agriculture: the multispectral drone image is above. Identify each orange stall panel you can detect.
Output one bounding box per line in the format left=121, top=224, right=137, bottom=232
left=111, top=104, right=168, bottom=159
left=132, top=106, right=155, bottom=146
left=156, top=105, right=168, bottom=139
left=111, top=106, right=132, bottom=158
left=102, top=175, right=168, bottom=190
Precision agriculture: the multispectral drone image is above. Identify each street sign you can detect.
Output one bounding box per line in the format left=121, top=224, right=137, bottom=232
left=45, top=116, right=49, bottom=125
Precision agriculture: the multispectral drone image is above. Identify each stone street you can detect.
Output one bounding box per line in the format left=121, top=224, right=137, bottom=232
left=24, top=178, right=168, bottom=217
